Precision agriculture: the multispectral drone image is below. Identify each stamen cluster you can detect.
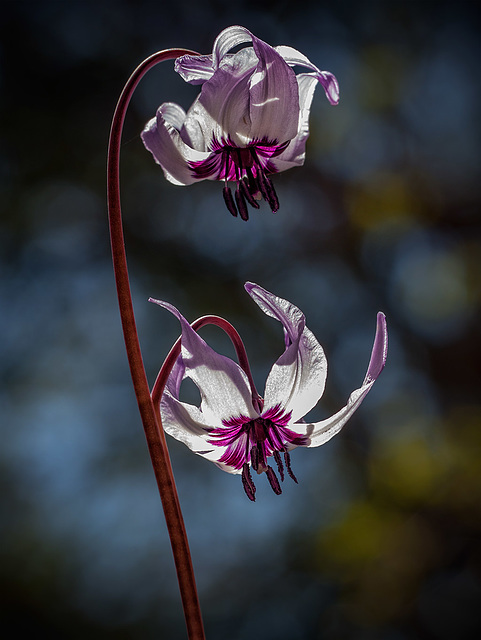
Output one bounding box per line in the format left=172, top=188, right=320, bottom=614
left=207, top=407, right=307, bottom=501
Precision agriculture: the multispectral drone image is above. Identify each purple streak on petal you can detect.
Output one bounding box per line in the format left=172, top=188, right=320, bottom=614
left=364, top=312, right=388, bottom=383
left=261, top=404, right=291, bottom=426
left=207, top=406, right=307, bottom=472
left=188, top=136, right=286, bottom=182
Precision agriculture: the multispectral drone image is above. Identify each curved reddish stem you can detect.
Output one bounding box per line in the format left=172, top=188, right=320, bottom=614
left=151, top=315, right=263, bottom=413
left=107, top=49, right=205, bottom=640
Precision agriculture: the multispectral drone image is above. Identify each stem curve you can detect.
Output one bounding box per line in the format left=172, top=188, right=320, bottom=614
left=107, top=49, right=205, bottom=640
left=151, top=314, right=263, bottom=413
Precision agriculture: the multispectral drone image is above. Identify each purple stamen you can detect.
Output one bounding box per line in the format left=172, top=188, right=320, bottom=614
left=240, top=178, right=260, bottom=209
left=208, top=405, right=307, bottom=500
left=273, top=450, right=285, bottom=482
left=284, top=450, right=298, bottom=484
left=190, top=136, right=283, bottom=218
left=266, top=466, right=282, bottom=495
left=250, top=444, right=259, bottom=472
left=235, top=187, right=249, bottom=221
left=223, top=185, right=238, bottom=217
left=242, top=463, right=256, bottom=501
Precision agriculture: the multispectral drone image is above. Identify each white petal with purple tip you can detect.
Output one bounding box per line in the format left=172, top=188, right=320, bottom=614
left=245, top=283, right=327, bottom=423
left=150, top=298, right=258, bottom=425
left=289, top=313, right=388, bottom=447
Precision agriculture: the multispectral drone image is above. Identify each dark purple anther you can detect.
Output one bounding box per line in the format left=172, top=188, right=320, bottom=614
left=266, top=466, right=282, bottom=495
left=284, top=450, right=298, bottom=483
left=240, top=178, right=260, bottom=209
left=235, top=187, right=249, bottom=221
left=242, top=463, right=256, bottom=501
left=223, top=185, right=238, bottom=217
left=273, top=450, right=285, bottom=482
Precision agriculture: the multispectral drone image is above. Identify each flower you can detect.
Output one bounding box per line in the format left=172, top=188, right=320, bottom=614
left=150, top=283, right=387, bottom=501
left=142, top=25, right=339, bottom=220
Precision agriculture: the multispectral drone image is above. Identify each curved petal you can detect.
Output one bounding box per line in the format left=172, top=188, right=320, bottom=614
left=292, top=312, right=388, bottom=447
left=245, top=283, right=327, bottom=423
left=160, top=388, right=229, bottom=466
left=271, top=73, right=318, bottom=172
left=141, top=104, right=211, bottom=185
left=149, top=298, right=258, bottom=425
left=174, top=25, right=255, bottom=85
left=175, top=54, right=216, bottom=85
left=276, top=45, right=340, bottom=105
left=247, top=33, right=300, bottom=143
left=212, top=25, right=255, bottom=68
left=192, top=26, right=300, bottom=146
left=164, top=351, right=185, bottom=398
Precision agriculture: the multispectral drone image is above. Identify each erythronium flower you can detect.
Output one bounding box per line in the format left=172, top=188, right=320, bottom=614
left=142, top=25, right=339, bottom=220
left=150, top=283, right=387, bottom=501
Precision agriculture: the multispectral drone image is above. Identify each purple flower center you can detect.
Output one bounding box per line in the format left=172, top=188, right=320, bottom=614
left=207, top=404, right=307, bottom=501
left=189, top=137, right=289, bottom=220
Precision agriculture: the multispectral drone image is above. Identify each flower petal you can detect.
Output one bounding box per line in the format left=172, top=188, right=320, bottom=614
left=141, top=103, right=211, bottom=185
left=276, top=45, right=340, bottom=105
left=245, top=283, right=327, bottom=423
left=294, top=312, right=388, bottom=447
left=150, top=298, right=258, bottom=425
left=160, top=388, right=229, bottom=466
left=174, top=25, right=255, bottom=85
left=190, top=26, right=300, bottom=146
left=271, top=73, right=318, bottom=172
left=184, top=48, right=257, bottom=147
left=175, top=54, right=216, bottom=85
left=246, top=33, right=300, bottom=143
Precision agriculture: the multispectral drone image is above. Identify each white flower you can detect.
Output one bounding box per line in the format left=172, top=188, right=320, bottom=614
left=150, top=283, right=387, bottom=501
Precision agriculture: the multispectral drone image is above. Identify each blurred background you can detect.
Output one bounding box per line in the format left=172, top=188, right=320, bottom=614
left=1, top=0, right=480, bottom=638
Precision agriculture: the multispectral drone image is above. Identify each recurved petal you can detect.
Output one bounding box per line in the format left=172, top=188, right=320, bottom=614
left=175, top=54, right=216, bottom=85
left=294, top=312, right=388, bottom=448
left=141, top=103, right=211, bottom=185
left=245, top=283, right=327, bottom=423
left=150, top=298, right=258, bottom=426
left=211, top=25, right=254, bottom=68
left=276, top=45, right=340, bottom=105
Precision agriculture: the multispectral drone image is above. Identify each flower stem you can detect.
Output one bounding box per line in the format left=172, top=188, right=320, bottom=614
left=151, top=315, right=262, bottom=413
left=107, top=49, right=205, bottom=640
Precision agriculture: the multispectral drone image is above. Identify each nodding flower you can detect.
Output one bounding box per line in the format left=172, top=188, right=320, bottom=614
left=150, top=283, right=387, bottom=501
left=142, top=25, right=339, bottom=220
